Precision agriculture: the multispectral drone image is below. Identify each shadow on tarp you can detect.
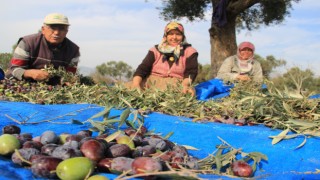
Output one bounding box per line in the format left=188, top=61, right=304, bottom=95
left=0, top=101, right=320, bottom=180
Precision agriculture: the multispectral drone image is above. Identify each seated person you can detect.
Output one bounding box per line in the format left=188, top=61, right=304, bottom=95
left=6, top=13, right=80, bottom=82
left=217, top=41, right=263, bottom=83
left=128, top=22, right=198, bottom=95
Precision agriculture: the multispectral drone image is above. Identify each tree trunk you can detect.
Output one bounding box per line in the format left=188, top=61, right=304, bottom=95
left=209, top=17, right=237, bottom=78
left=208, top=0, right=259, bottom=78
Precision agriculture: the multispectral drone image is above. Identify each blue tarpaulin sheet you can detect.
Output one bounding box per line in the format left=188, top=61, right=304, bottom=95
left=195, top=78, right=320, bottom=100
left=0, top=101, right=320, bottom=180
left=195, top=78, right=233, bottom=100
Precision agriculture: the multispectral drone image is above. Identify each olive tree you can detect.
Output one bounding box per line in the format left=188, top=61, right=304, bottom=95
left=156, top=0, right=301, bottom=77
left=96, top=61, right=133, bottom=81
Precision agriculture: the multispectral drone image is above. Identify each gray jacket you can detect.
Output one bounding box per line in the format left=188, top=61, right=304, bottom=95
left=217, top=55, right=263, bottom=83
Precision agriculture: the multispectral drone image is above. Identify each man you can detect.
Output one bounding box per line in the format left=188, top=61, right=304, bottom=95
left=7, top=13, right=80, bottom=81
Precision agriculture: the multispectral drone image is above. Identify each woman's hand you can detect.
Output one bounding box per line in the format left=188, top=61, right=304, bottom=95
left=182, top=86, right=195, bottom=96
left=132, top=76, right=143, bottom=90
left=236, top=74, right=251, bottom=81
left=182, top=78, right=195, bottom=96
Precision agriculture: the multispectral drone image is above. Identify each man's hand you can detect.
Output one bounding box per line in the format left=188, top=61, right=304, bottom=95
left=24, top=69, right=49, bottom=81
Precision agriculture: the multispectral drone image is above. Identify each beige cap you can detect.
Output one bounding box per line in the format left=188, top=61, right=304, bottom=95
left=44, top=13, right=70, bottom=25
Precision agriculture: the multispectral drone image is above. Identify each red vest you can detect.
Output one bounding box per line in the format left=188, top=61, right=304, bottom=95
left=150, top=46, right=197, bottom=79
left=20, top=33, right=79, bottom=70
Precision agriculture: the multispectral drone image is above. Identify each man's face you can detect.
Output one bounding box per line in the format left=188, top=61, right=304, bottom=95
left=42, top=24, right=68, bottom=45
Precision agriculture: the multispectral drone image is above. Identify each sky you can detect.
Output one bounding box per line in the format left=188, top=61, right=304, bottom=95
left=1, top=0, right=320, bottom=76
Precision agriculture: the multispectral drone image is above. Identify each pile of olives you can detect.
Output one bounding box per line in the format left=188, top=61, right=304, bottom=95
left=0, top=124, right=202, bottom=179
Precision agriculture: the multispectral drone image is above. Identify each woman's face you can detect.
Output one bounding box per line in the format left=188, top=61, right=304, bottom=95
left=239, top=47, right=253, bottom=60
left=166, top=29, right=183, bottom=47
left=42, top=24, right=68, bottom=45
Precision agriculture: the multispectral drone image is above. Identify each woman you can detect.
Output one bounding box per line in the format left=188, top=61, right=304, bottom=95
left=217, top=41, right=263, bottom=83
left=129, top=22, right=198, bottom=95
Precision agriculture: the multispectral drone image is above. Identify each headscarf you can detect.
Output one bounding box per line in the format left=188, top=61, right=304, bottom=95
left=236, top=41, right=255, bottom=74
left=157, top=22, right=189, bottom=62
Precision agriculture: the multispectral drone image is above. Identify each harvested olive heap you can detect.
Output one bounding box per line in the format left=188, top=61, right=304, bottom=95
left=0, top=123, right=266, bottom=179
left=1, top=73, right=319, bottom=136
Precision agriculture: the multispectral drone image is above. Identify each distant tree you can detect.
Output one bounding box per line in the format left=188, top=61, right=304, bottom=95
left=90, top=71, right=114, bottom=85
left=255, top=55, right=286, bottom=79
left=195, top=63, right=212, bottom=83
left=271, top=67, right=319, bottom=94
left=96, top=61, right=133, bottom=81
left=156, top=0, right=301, bottom=77
left=0, top=52, right=12, bottom=71
left=0, top=44, right=18, bottom=72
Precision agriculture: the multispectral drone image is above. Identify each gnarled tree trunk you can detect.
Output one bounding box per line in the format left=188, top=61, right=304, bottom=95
left=209, top=17, right=237, bottom=78
left=209, top=0, right=260, bottom=78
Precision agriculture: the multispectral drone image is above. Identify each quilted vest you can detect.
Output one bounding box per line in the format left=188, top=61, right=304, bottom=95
left=21, top=33, right=79, bottom=69
left=150, top=46, right=197, bottom=79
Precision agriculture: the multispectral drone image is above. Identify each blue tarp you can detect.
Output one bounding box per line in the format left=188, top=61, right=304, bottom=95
left=195, top=78, right=320, bottom=100
left=0, top=101, right=320, bottom=179
left=195, top=78, right=233, bottom=100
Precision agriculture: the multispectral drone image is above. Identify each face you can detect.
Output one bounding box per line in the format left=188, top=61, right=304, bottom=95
left=42, top=24, right=68, bottom=45
left=166, top=29, right=184, bottom=47
left=239, top=47, right=253, bottom=60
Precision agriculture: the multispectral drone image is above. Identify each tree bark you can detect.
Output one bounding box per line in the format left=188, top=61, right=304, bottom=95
left=209, top=0, right=259, bottom=78
left=209, top=16, right=237, bottom=78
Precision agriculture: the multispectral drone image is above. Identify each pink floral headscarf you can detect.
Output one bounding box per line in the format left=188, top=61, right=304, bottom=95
left=158, top=22, right=188, bottom=59
left=236, top=41, right=255, bottom=74
left=237, top=41, right=255, bottom=60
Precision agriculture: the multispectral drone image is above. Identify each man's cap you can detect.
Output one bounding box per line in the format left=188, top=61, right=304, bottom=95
left=44, top=13, right=70, bottom=25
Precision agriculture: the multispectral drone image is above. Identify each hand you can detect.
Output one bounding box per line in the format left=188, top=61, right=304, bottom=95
left=182, top=86, right=195, bottom=96
left=24, top=69, right=49, bottom=81
left=236, top=74, right=251, bottom=81
left=132, top=76, right=143, bottom=90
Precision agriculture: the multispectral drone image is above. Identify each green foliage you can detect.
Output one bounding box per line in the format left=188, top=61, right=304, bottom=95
left=195, top=63, right=212, bottom=83
left=90, top=72, right=114, bottom=85
left=2, top=77, right=319, bottom=137
left=158, top=0, right=301, bottom=31
left=96, top=61, right=133, bottom=81
left=0, top=52, right=12, bottom=70
left=237, top=0, right=300, bottom=30
left=255, top=55, right=286, bottom=79
left=159, top=0, right=211, bottom=21
left=271, top=67, right=320, bottom=94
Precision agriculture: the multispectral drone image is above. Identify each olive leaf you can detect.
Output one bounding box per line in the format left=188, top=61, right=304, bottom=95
left=104, top=130, right=122, bottom=142
left=118, top=108, right=131, bottom=127
left=163, top=131, right=174, bottom=139
left=270, top=128, right=290, bottom=145
left=294, top=136, right=307, bottom=150
left=89, top=107, right=112, bottom=119
left=182, top=145, right=199, bottom=151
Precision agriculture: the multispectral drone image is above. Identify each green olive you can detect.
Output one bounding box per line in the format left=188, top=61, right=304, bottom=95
left=56, top=157, right=94, bottom=180
left=0, top=134, right=20, bottom=156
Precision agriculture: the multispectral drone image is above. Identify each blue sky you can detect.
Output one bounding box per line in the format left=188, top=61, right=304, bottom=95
left=1, top=0, right=319, bottom=76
